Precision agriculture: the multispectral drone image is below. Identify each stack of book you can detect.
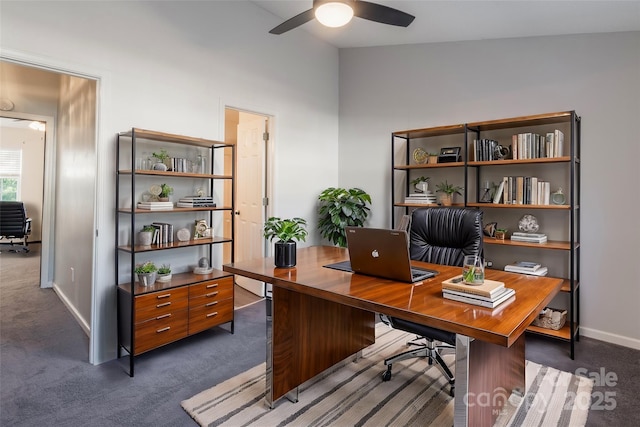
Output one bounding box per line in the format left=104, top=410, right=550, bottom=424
left=176, top=196, right=216, bottom=208
left=504, top=261, right=548, bottom=276
left=137, top=201, right=174, bottom=210
left=510, top=232, right=547, bottom=243
left=404, top=192, right=437, bottom=205
left=441, top=277, right=515, bottom=308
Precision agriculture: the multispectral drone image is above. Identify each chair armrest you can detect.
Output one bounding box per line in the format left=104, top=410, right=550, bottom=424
left=25, top=218, right=32, bottom=235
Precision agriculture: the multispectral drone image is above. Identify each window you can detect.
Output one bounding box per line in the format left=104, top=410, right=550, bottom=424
left=0, top=149, right=22, bottom=201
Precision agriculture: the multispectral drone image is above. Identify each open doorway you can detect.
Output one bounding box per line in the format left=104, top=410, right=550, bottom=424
left=224, top=108, right=272, bottom=297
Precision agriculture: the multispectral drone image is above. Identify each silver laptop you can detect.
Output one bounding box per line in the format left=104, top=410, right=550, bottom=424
left=325, top=226, right=437, bottom=283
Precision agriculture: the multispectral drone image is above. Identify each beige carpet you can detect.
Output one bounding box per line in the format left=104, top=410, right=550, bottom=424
left=182, top=325, right=593, bottom=427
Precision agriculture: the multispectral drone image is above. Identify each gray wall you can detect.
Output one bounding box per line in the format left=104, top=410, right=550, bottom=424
left=1, top=0, right=341, bottom=363
left=338, top=32, right=640, bottom=348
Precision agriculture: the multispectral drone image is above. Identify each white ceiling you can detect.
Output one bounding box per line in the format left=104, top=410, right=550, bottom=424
left=252, top=0, right=640, bottom=48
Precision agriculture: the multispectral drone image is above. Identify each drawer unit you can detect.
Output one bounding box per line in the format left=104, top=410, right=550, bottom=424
left=134, top=287, right=189, bottom=323
left=134, top=309, right=188, bottom=354
left=189, top=298, right=234, bottom=335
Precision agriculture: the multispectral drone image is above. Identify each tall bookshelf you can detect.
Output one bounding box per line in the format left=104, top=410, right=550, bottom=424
left=115, top=128, right=236, bottom=376
left=391, top=111, right=580, bottom=358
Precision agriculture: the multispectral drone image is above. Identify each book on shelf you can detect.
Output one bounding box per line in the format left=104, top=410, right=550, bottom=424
left=180, top=196, right=214, bottom=201
left=176, top=202, right=217, bottom=208
left=137, top=202, right=174, bottom=210
left=443, top=287, right=515, bottom=308
left=510, top=233, right=547, bottom=243
left=505, top=261, right=541, bottom=271
left=504, top=265, right=548, bottom=276
left=441, top=277, right=505, bottom=298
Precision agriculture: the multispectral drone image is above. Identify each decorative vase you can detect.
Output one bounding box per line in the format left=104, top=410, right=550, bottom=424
left=415, top=181, right=428, bottom=193
left=428, top=155, right=438, bottom=164
left=440, top=194, right=452, bottom=206
left=158, top=197, right=170, bottom=202
left=138, top=231, right=153, bottom=246
left=274, top=241, right=296, bottom=268
left=137, top=272, right=157, bottom=286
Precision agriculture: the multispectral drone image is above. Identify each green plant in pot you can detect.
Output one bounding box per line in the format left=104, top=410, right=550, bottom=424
left=134, top=261, right=157, bottom=286
left=151, top=149, right=170, bottom=171
left=317, top=187, right=372, bottom=247
left=138, top=225, right=156, bottom=246
left=435, top=180, right=463, bottom=206
left=158, top=183, right=173, bottom=201
left=263, top=217, right=308, bottom=268
left=156, top=263, right=172, bottom=282
left=410, top=176, right=430, bottom=193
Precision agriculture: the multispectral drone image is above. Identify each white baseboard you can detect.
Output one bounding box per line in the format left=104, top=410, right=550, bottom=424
left=580, top=326, right=640, bottom=351
left=52, top=283, right=91, bottom=337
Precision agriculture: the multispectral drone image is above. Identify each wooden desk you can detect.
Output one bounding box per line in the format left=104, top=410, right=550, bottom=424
left=223, top=246, right=563, bottom=427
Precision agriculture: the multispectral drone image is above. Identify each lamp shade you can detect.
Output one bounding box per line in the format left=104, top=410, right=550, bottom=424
left=314, top=1, right=354, bottom=28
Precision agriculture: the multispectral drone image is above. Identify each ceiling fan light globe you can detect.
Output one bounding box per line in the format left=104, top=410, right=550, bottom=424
left=315, top=2, right=354, bottom=28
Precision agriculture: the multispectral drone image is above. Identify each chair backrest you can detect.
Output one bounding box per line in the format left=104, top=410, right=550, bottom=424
left=0, top=201, right=28, bottom=238
left=409, top=207, right=483, bottom=267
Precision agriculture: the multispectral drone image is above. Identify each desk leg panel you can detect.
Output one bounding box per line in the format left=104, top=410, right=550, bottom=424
left=467, top=334, right=526, bottom=427
left=271, top=286, right=375, bottom=403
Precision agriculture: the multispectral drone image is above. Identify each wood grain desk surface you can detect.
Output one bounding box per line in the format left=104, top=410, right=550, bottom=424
left=223, top=246, right=563, bottom=347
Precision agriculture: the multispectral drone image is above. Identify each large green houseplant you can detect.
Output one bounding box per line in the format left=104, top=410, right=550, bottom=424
left=263, top=217, right=308, bottom=267
left=317, top=187, right=372, bottom=247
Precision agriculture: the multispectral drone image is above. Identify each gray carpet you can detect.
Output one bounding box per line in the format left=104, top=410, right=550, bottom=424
left=1, top=245, right=639, bottom=426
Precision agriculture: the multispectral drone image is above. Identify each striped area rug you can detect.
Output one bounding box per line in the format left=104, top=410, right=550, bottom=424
left=182, top=325, right=593, bottom=427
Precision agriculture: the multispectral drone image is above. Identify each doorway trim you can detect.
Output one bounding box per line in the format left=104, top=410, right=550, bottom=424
left=0, top=111, right=55, bottom=287
left=1, top=48, right=109, bottom=364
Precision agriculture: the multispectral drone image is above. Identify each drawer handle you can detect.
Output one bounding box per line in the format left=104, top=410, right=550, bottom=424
left=157, top=326, right=171, bottom=333
left=156, top=313, right=171, bottom=320
left=206, top=291, right=219, bottom=297
left=205, top=301, right=219, bottom=307
left=156, top=294, right=171, bottom=299
left=206, top=283, right=219, bottom=289
left=206, top=312, right=219, bottom=318
left=156, top=302, right=171, bottom=308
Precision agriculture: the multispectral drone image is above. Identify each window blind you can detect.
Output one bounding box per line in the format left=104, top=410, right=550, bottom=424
left=0, top=149, right=22, bottom=176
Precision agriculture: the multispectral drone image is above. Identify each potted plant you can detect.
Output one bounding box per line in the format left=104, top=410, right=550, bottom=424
left=156, top=264, right=172, bottom=282
left=134, top=261, right=157, bottom=286
left=151, top=149, right=170, bottom=171
left=138, top=225, right=156, bottom=246
left=435, top=180, right=463, bottom=206
left=263, top=217, right=308, bottom=268
left=158, top=183, right=173, bottom=202
left=317, top=187, right=372, bottom=247
left=428, top=153, right=439, bottom=164
left=410, top=176, right=430, bottom=193
left=495, top=228, right=507, bottom=241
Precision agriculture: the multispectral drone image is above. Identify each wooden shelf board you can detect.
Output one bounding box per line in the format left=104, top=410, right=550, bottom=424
left=118, top=206, right=232, bottom=214
left=118, top=236, right=231, bottom=253
left=526, top=323, right=574, bottom=340
left=483, top=236, right=571, bottom=250
left=394, top=162, right=465, bottom=170
left=468, top=202, right=570, bottom=210
left=395, top=202, right=465, bottom=208
left=118, top=268, right=232, bottom=295
left=119, top=169, right=232, bottom=179
left=393, top=123, right=465, bottom=139
left=467, top=156, right=571, bottom=166
left=119, top=128, right=228, bottom=148
left=467, top=111, right=574, bottom=131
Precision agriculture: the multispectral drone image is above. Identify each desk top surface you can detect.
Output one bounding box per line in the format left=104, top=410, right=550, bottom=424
left=223, top=246, right=563, bottom=347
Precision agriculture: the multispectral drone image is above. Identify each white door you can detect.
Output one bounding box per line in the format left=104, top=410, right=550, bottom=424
left=234, top=112, right=267, bottom=296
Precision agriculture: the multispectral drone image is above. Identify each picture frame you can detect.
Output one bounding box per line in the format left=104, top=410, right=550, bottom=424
left=438, top=146, right=461, bottom=163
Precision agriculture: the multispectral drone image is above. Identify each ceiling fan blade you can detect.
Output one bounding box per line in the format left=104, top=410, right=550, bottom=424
left=269, top=8, right=316, bottom=34
left=354, top=1, right=415, bottom=27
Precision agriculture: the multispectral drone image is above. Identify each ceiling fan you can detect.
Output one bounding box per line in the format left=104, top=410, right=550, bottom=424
left=269, top=0, right=415, bottom=35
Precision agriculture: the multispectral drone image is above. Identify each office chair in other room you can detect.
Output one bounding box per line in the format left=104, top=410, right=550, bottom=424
left=382, top=207, right=484, bottom=397
left=0, top=201, right=32, bottom=253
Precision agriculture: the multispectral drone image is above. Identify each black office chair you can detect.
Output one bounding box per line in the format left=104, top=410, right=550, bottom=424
left=0, top=201, right=32, bottom=253
left=382, top=207, right=484, bottom=397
